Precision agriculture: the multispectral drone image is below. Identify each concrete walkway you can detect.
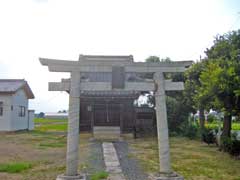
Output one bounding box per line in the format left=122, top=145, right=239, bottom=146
left=102, top=142, right=126, bottom=180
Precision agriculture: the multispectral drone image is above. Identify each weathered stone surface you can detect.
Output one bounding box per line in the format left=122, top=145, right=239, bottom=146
left=154, top=72, right=171, bottom=173
left=108, top=173, right=126, bottom=180
left=102, top=142, right=126, bottom=180
left=66, top=72, right=81, bottom=176
left=39, top=57, right=192, bottom=73
left=49, top=80, right=183, bottom=92
left=149, top=172, right=184, bottom=180
left=56, top=174, right=86, bottom=180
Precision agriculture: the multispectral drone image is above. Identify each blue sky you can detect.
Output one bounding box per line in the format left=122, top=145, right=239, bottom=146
left=0, top=0, right=239, bottom=112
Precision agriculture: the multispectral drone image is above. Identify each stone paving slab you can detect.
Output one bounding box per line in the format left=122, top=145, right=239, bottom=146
left=102, top=142, right=126, bottom=180
left=108, top=174, right=126, bottom=180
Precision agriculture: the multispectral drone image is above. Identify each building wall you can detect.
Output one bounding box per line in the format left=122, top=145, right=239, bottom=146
left=11, top=89, right=29, bottom=130
left=28, top=110, right=35, bottom=130
left=0, top=94, right=13, bottom=131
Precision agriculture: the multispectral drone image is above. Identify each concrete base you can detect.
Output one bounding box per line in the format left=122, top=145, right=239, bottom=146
left=149, top=172, right=184, bottom=180
left=56, top=174, right=86, bottom=180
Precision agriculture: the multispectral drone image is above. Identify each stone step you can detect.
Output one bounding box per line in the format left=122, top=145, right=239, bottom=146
left=93, top=126, right=121, bottom=140
left=93, top=126, right=121, bottom=131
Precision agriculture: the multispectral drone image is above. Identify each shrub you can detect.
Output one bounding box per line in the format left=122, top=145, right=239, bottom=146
left=180, top=122, right=199, bottom=139
left=221, top=136, right=240, bottom=157
left=230, top=139, right=240, bottom=156
left=207, top=114, right=218, bottom=123
left=166, top=96, right=189, bottom=133
left=201, top=128, right=216, bottom=145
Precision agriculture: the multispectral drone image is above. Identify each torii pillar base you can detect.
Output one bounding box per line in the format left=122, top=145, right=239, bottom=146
left=56, top=174, right=86, bottom=180
left=149, top=172, right=184, bottom=180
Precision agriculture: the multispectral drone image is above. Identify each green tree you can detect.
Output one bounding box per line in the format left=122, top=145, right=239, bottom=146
left=200, top=30, right=240, bottom=138
left=184, top=61, right=209, bottom=130
left=145, top=56, right=160, bottom=62
left=145, top=56, right=171, bottom=63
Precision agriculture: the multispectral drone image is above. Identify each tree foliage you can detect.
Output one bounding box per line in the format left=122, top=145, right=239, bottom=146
left=183, top=61, right=208, bottom=130
left=145, top=56, right=160, bottom=63
left=200, top=30, right=240, bottom=137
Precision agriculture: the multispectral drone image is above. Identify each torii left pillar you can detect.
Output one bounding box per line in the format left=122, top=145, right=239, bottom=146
left=57, top=71, right=86, bottom=180
left=153, top=72, right=183, bottom=180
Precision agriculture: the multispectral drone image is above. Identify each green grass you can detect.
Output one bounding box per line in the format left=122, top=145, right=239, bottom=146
left=206, top=122, right=240, bottom=130
left=35, top=123, right=67, bottom=132
left=29, top=128, right=67, bottom=149
left=39, top=142, right=65, bottom=148
left=0, top=162, right=32, bottom=173
left=232, top=123, right=240, bottom=130
left=90, top=171, right=109, bottom=180
left=128, top=137, right=240, bottom=180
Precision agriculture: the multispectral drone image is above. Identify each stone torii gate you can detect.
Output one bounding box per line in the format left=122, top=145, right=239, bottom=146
left=40, top=55, right=192, bottom=180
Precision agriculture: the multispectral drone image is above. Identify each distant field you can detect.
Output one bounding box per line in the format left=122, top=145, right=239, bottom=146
left=34, top=118, right=68, bottom=132
left=34, top=118, right=67, bottom=124
left=206, top=122, right=240, bottom=130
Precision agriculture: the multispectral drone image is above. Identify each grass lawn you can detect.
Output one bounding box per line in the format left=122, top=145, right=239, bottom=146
left=128, top=137, right=240, bottom=180
left=0, top=118, right=90, bottom=180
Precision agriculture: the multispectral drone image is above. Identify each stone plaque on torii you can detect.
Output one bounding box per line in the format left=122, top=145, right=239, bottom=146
left=40, top=55, right=192, bottom=180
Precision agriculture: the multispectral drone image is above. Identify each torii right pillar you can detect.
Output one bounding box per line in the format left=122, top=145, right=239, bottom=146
left=153, top=72, right=184, bottom=180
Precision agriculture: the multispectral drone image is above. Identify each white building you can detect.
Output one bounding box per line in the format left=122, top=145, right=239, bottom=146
left=0, top=79, right=35, bottom=131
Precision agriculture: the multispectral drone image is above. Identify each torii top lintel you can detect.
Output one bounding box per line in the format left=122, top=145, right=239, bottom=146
left=39, top=55, right=192, bottom=73
left=39, top=55, right=192, bottom=92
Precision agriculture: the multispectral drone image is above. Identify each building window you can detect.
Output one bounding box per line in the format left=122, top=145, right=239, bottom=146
left=0, top=102, right=3, bottom=116
left=18, top=106, right=25, bottom=117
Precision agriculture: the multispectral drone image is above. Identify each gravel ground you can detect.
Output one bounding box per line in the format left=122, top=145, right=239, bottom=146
left=86, top=140, right=106, bottom=179
left=114, top=141, right=148, bottom=180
